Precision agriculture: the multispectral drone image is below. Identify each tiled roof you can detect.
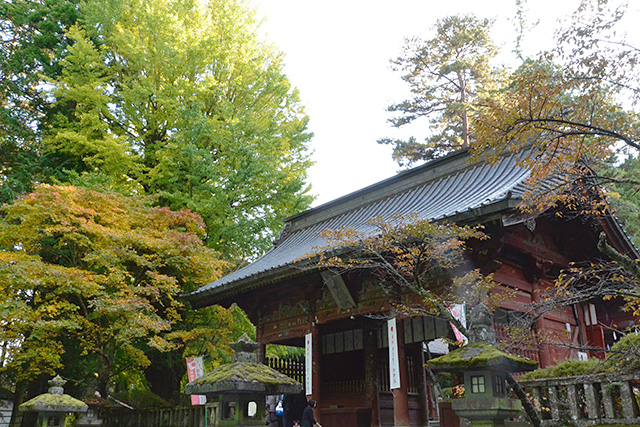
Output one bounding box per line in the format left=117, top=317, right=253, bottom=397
left=187, top=150, right=530, bottom=305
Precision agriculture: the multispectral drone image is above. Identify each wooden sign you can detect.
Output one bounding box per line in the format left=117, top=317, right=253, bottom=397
left=321, top=271, right=356, bottom=309
left=305, top=333, right=313, bottom=395
left=388, top=318, right=400, bottom=390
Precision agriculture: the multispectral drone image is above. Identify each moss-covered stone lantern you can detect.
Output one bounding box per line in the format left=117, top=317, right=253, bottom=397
left=20, top=375, right=88, bottom=427
left=428, top=304, right=537, bottom=427
left=184, top=334, right=302, bottom=426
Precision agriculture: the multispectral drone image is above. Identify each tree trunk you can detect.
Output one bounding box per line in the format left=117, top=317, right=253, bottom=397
left=456, top=71, right=470, bottom=147
left=9, top=382, right=26, bottom=427
left=17, top=377, right=47, bottom=427
left=506, top=373, right=542, bottom=427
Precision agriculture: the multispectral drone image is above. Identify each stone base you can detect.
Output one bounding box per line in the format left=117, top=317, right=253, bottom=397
left=451, top=398, right=522, bottom=427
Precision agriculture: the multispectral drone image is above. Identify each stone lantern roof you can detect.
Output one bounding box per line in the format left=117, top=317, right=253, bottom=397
left=184, top=334, right=302, bottom=396
left=429, top=304, right=538, bottom=373
left=428, top=342, right=538, bottom=373
left=20, top=375, right=89, bottom=413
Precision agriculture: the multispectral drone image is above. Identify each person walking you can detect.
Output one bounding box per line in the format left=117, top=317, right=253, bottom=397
left=301, top=398, right=321, bottom=427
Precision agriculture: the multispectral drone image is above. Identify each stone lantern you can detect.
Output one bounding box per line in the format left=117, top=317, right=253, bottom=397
left=184, top=334, right=302, bottom=426
left=429, top=342, right=537, bottom=426
left=428, top=304, right=538, bottom=427
left=20, top=375, right=88, bottom=427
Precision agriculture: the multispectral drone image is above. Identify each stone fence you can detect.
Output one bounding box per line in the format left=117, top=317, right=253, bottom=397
left=519, top=373, right=640, bottom=426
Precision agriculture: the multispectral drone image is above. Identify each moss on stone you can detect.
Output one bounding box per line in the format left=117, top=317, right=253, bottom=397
left=20, top=393, right=88, bottom=413
left=193, top=362, right=298, bottom=386
left=427, top=342, right=537, bottom=372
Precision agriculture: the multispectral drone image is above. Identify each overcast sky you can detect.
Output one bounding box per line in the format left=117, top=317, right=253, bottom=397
left=251, top=0, right=633, bottom=207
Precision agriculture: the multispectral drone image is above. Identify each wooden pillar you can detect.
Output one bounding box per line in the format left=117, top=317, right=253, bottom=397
left=418, top=346, right=429, bottom=426
left=533, top=280, right=553, bottom=367
left=364, top=323, right=380, bottom=426
left=311, top=323, right=322, bottom=423
left=393, top=321, right=410, bottom=427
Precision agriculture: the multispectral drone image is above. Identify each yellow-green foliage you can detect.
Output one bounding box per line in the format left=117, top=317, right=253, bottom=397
left=601, top=332, right=640, bottom=372
left=266, top=344, right=304, bottom=359
left=520, top=358, right=602, bottom=380
left=521, top=333, right=640, bottom=380
left=0, top=184, right=226, bottom=390
left=112, top=390, right=171, bottom=409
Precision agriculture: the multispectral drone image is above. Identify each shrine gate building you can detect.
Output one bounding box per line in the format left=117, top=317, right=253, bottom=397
left=185, top=149, right=638, bottom=427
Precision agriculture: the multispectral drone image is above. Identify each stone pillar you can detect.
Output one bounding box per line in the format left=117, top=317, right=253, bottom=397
left=393, top=322, right=410, bottom=426
left=620, top=381, right=638, bottom=419
left=257, top=344, right=266, bottom=364
left=548, top=386, right=560, bottom=420
left=530, top=387, right=540, bottom=410
left=583, top=383, right=599, bottom=420
left=364, top=324, right=380, bottom=426
left=256, top=313, right=265, bottom=364
left=603, top=385, right=615, bottom=419
left=567, top=384, right=579, bottom=420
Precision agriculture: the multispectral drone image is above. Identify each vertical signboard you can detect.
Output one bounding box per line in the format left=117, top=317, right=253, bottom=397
left=305, top=333, right=313, bottom=395
left=388, top=318, right=400, bottom=389
left=186, top=357, right=207, bottom=405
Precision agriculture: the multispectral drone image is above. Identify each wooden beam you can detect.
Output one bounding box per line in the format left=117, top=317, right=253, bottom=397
left=502, top=233, right=569, bottom=266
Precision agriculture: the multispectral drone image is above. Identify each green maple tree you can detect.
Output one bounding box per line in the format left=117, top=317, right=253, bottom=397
left=0, top=185, right=238, bottom=409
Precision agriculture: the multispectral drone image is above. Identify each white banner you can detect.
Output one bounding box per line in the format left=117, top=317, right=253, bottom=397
left=448, top=304, right=468, bottom=344
left=388, top=318, right=400, bottom=389
left=186, top=357, right=207, bottom=405
left=305, top=333, right=313, bottom=395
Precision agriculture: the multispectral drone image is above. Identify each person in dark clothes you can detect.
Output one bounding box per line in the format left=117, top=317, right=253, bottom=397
left=282, top=393, right=294, bottom=427
left=301, top=398, right=322, bottom=427
left=290, top=390, right=306, bottom=425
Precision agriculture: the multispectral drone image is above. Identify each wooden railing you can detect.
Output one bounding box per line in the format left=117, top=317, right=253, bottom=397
left=520, top=374, right=640, bottom=426
left=265, top=356, right=305, bottom=384
left=377, top=355, right=420, bottom=394
left=494, top=323, right=541, bottom=364
left=322, top=379, right=366, bottom=396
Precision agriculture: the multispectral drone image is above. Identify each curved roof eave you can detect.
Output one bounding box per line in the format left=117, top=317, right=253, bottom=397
left=184, top=196, right=521, bottom=309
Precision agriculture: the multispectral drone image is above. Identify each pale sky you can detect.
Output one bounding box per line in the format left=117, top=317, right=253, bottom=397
left=251, top=0, right=633, bottom=207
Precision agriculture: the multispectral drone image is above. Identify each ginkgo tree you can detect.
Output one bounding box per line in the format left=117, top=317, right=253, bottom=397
left=0, top=184, right=241, bottom=412
left=1, top=0, right=314, bottom=260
